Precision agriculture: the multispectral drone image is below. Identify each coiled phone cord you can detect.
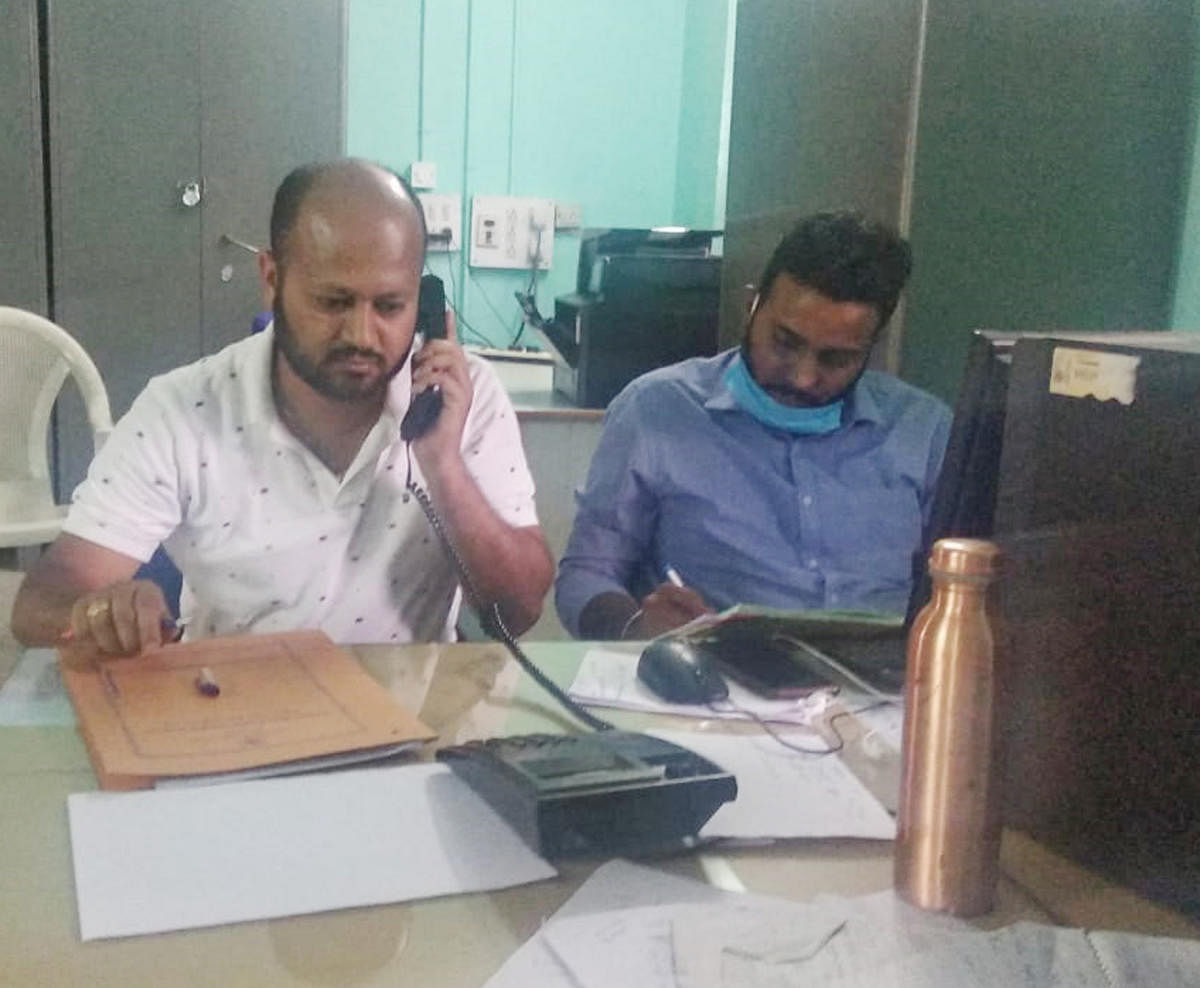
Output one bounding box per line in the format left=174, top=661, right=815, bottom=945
left=404, top=459, right=614, bottom=732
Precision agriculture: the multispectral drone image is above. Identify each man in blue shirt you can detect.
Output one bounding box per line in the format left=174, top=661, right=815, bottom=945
left=555, top=212, right=951, bottom=640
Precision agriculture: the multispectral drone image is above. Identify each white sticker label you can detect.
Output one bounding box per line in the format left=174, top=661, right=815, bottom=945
left=1049, top=347, right=1140, bottom=405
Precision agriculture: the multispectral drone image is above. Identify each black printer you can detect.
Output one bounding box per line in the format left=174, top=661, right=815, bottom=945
left=541, top=228, right=722, bottom=408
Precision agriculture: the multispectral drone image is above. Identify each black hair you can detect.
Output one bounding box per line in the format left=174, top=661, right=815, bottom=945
left=756, top=212, right=912, bottom=330
left=268, top=159, right=427, bottom=264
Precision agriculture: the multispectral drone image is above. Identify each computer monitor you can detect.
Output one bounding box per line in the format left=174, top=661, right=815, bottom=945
left=905, top=331, right=1014, bottom=623
left=943, top=329, right=1200, bottom=919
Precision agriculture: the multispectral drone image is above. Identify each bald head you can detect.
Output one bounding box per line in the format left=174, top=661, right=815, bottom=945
left=268, top=159, right=427, bottom=268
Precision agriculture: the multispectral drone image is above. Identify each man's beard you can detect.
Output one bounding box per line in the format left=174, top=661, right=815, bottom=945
left=739, top=339, right=867, bottom=408
left=273, top=299, right=408, bottom=403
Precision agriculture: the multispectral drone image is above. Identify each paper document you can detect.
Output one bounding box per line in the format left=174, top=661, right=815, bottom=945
left=849, top=699, right=905, bottom=752
left=0, top=648, right=75, bottom=726
left=570, top=648, right=834, bottom=726
left=649, top=728, right=895, bottom=840
left=62, top=630, right=436, bottom=789
left=670, top=604, right=903, bottom=641
left=68, top=761, right=557, bottom=940
left=485, top=860, right=736, bottom=988
left=487, top=860, right=1200, bottom=988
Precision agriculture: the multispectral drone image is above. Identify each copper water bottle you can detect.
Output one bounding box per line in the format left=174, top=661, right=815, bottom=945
left=894, top=537, right=1003, bottom=916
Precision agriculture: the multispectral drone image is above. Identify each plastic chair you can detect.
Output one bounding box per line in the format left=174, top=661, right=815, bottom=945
left=0, top=307, right=113, bottom=549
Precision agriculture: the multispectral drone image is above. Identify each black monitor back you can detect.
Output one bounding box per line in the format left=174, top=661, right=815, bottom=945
left=990, top=333, right=1200, bottom=917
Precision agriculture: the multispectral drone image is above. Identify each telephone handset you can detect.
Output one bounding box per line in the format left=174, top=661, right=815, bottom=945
left=400, top=274, right=447, bottom=441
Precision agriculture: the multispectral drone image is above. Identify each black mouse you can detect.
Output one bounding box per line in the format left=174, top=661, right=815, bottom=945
left=637, top=638, right=729, bottom=705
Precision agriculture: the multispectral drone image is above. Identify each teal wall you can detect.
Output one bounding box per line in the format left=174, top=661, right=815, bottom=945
left=346, top=0, right=732, bottom=349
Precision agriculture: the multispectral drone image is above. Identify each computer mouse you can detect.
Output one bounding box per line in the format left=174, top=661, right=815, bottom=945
left=637, top=638, right=729, bottom=705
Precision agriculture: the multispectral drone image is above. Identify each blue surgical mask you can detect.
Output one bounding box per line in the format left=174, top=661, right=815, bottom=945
left=723, top=353, right=844, bottom=435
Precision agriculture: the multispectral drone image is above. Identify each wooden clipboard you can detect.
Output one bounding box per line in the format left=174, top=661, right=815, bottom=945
left=61, top=630, right=435, bottom=790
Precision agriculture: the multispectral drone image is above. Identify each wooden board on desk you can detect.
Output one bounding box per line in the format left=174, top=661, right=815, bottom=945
left=61, top=630, right=435, bottom=790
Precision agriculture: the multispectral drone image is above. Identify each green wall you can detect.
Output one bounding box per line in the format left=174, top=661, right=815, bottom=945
left=903, top=0, right=1196, bottom=402
left=346, top=0, right=732, bottom=348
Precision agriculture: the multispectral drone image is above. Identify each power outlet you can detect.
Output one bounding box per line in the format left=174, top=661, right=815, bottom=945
left=417, top=193, right=462, bottom=252
left=554, top=202, right=583, bottom=230
left=409, top=161, right=437, bottom=189
left=469, top=196, right=555, bottom=270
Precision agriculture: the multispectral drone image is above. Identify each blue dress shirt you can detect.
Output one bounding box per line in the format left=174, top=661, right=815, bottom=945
left=555, top=350, right=952, bottom=636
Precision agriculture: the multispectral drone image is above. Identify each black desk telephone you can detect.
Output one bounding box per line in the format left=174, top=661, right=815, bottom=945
left=438, top=732, right=736, bottom=857
left=400, top=274, right=447, bottom=441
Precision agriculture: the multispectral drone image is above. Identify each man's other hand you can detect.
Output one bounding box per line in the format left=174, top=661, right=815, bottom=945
left=63, top=580, right=174, bottom=661
left=629, top=584, right=714, bottom=638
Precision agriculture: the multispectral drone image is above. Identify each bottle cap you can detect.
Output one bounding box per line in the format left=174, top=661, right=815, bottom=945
left=928, top=538, right=1001, bottom=578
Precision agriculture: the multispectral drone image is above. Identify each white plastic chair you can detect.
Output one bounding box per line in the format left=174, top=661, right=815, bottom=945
left=0, top=307, right=113, bottom=549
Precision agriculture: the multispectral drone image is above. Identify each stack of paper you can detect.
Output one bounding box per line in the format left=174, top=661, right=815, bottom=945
left=486, top=860, right=1200, bottom=987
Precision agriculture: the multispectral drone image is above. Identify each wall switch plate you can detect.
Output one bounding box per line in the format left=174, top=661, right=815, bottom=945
left=418, top=193, right=462, bottom=252
left=554, top=202, right=583, bottom=230
left=409, top=161, right=437, bottom=189
left=469, top=196, right=555, bottom=270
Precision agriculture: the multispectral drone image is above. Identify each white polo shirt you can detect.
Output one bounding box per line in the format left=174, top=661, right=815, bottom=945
left=63, top=327, right=539, bottom=643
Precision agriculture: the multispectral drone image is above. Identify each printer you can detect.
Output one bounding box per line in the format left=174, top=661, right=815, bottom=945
left=540, top=228, right=722, bottom=408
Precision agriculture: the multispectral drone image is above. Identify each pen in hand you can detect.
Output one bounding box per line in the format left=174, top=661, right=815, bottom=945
left=664, top=565, right=686, bottom=589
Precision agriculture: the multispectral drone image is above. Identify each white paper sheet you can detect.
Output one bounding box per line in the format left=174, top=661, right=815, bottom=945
left=848, top=699, right=905, bottom=753
left=491, top=862, right=1200, bottom=988
left=484, top=859, right=734, bottom=988
left=648, top=729, right=895, bottom=841
left=0, top=648, right=75, bottom=726
left=570, top=648, right=835, bottom=726
left=68, top=762, right=556, bottom=940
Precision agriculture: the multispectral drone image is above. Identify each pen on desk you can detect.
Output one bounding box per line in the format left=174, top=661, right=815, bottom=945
left=194, top=666, right=221, bottom=698
left=664, top=565, right=686, bottom=589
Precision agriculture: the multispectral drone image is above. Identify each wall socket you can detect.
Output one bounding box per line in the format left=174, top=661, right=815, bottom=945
left=469, top=196, right=555, bottom=270
left=554, top=202, right=583, bottom=230
left=409, top=161, right=437, bottom=189
left=418, top=193, right=462, bottom=252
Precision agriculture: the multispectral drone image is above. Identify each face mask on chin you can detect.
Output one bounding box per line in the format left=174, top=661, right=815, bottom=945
left=723, top=352, right=844, bottom=435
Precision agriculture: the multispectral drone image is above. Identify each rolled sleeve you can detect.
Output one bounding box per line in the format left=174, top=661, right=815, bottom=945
left=63, top=380, right=185, bottom=563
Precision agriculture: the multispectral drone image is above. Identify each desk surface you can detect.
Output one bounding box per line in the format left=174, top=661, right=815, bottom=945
left=2, top=640, right=1197, bottom=987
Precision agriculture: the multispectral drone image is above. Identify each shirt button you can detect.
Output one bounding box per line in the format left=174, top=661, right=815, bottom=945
left=801, top=495, right=813, bottom=507
left=807, top=558, right=819, bottom=570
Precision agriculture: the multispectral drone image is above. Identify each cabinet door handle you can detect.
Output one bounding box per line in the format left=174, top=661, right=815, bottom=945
left=178, top=179, right=203, bottom=207
left=219, top=234, right=261, bottom=255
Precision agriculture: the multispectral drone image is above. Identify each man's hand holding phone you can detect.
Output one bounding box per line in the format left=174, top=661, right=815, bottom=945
left=407, top=307, right=474, bottom=465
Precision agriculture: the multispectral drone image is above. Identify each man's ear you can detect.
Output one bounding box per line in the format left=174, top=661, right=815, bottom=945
left=257, top=251, right=279, bottom=309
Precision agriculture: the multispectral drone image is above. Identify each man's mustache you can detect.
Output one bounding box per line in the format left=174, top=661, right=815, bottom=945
left=324, top=346, right=384, bottom=366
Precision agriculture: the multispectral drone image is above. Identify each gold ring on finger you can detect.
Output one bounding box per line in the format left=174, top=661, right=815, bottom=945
left=85, top=599, right=111, bottom=620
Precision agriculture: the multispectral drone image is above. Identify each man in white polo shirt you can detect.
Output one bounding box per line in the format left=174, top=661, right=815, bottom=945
left=12, top=159, right=553, bottom=654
